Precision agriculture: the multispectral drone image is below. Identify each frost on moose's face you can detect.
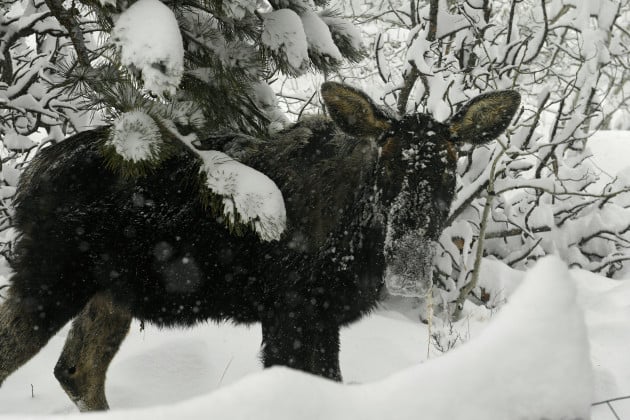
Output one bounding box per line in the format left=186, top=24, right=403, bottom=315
left=382, top=180, right=445, bottom=298
left=320, top=83, right=520, bottom=299
left=379, top=115, right=456, bottom=298
left=384, top=231, right=436, bottom=297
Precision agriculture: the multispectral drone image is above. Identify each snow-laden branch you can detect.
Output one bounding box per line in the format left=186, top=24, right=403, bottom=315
left=110, top=0, right=184, bottom=97
left=162, top=123, right=286, bottom=242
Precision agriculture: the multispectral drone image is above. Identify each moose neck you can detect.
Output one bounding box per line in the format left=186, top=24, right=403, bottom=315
left=314, top=155, right=391, bottom=289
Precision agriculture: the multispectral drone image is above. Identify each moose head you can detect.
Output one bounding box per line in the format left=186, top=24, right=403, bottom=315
left=321, top=82, right=521, bottom=295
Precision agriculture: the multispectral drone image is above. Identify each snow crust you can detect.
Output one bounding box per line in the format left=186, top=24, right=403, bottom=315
left=110, top=0, right=184, bottom=96
left=196, top=256, right=597, bottom=420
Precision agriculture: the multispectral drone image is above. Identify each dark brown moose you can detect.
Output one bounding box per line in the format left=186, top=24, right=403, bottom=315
left=0, top=82, right=520, bottom=411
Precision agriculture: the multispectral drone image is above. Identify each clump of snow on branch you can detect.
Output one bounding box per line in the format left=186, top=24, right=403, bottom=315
left=321, top=14, right=364, bottom=52
left=2, top=133, right=36, bottom=151
left=200, top=151, right=286, bottom=242
left=110, top=0, right=184, bottom=96
left=261, top=9, right=309, bottom=74
left=0, top=161, right=19, bottom=199
left=225, top=0, right=259, bottom=20
left=107, top=111, right=162, bottom=163
left=300, top=11, right=343, bottom=63
left=252, top=82, right=290, bottom=134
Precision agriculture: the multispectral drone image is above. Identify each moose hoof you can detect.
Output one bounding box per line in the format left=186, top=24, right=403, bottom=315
left=53, top=362, right=109, bottom=411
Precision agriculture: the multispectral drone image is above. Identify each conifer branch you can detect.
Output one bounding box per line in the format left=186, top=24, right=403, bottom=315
left=43, top=0, right=92, bottom=67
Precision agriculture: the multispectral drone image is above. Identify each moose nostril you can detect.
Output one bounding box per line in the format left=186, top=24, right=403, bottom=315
left=67, top=366, right=76, bottom=375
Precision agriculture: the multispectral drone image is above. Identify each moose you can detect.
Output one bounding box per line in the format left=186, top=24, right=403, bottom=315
left=0, top=82, right=520, bottom=411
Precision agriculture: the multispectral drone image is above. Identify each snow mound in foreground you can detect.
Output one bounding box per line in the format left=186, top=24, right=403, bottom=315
left=69, top=256, right=591, bottom=420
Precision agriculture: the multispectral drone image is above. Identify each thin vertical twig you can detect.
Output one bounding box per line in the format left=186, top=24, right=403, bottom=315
left=297, top=89, right=318, bottom=121
left=452, top=148, right=505, bottom=320
left=375, top=33, right=388, bottom=84
left=217, top=356, right=234, bottom=387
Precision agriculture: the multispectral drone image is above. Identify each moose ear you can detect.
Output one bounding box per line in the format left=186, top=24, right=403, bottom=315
left=448, top=90, right=521, bottom=144
left=321, top=82, right=392, bottom=138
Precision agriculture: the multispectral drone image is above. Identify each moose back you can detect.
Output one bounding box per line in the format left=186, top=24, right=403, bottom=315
left=0, top=82, right=520, bottom=411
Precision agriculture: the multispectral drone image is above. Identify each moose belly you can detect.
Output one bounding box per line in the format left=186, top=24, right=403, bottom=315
left=103, top=228, right=274, bottom=327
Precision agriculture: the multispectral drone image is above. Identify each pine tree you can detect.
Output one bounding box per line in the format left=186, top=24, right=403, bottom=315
left=0, top=0, right=365, bottom=243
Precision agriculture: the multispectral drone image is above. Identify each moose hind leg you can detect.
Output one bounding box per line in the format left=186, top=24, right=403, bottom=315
left=54, top=291, right=131, bottom=411
left=0, top=292, right=68, bottom=385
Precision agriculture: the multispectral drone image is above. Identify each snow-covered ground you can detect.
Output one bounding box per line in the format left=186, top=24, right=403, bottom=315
left=0, top=131, right=628, bottom=419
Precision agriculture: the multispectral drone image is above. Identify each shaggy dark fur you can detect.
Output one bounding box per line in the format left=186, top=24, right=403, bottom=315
left=0, top=82, right=520, bottom=410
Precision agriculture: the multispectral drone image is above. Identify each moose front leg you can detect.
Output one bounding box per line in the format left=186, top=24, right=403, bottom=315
left=310, top=324, right=342, bottom=381
left=261, top=319, right=310, bottom=373
left=54, top=291, right=131, bottom=411
left=261, top=318, right=342, bottom=381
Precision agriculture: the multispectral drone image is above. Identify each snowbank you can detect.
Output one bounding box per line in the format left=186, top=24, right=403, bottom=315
left=573, top=269, right=630, bottom=402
